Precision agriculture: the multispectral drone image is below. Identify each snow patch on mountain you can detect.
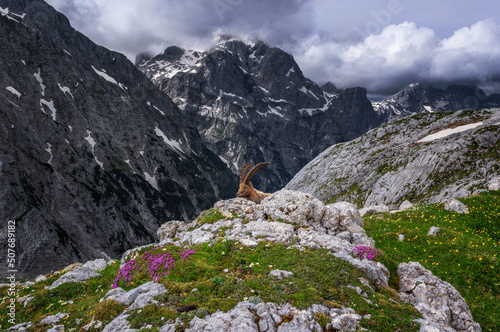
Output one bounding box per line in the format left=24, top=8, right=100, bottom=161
left=85, top=130, right=104, bottom=168
left=40, top=99, right=57, bottom=121
left=34, top=68, right=46, bottom=96
left=92, top=66, right=127, bottom=90
left=144, top=171, right=158, bottom=190
left=154, top=126, right=183, bottom=154
left=58, top=83, right=73, bottom=98
left=417, top=122, right=485, bottom=143
left=6, top=86, right=21, bottom=98
left=45, top=143, right=53, bottom=165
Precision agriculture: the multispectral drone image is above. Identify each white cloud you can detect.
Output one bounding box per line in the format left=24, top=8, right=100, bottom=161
left=46, top=0, right=500, bottom=97
left=294, top=20, right=500, bottom=96
left=431, top=19, right=500, bottom=81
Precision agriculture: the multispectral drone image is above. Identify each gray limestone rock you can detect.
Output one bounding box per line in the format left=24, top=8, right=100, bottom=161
left=428, top=227, right=440, bottom=237
left=157, top=189, right=381, bottom=286
left=100, top=281, right=167, bottom=310
left=399, top=200, right=414, bottom=211
left=398, top=262, right=481, bottom=332
left=40, top=313, right=69, bottom=325
left=359, top=204, right=390, bottom=217
left=102, top=313, right=136, bottom=332
left=239, top=238, right=259, bottom=248
left=17, top=295, right=35, bottom=308
left=157, top=221, right=185, bottom=241
left=444, top=199, right=469, bottom=214
left=330, top=202, right=363, bottom=227
left=334, top=252, right=390, bottom=289
left=7, top=322, right=32, bottom=331
left=488, top=176, right=500, bottom=191
left=48, top=266, right=100, bottom=290
left=82, top=258, right=109, bottom=272
left=269, top=270, right=294, bottom=280
left=35, top=275, right=47, bottom=283
left=46, top=326, right=65, bottom=332
left=261, top=190, right=326, bottom=227
left=184, top=301, right=361, bottom=332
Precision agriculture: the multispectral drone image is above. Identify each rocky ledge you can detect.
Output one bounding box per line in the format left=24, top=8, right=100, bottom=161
left=158, top=189, right=388, bottom=288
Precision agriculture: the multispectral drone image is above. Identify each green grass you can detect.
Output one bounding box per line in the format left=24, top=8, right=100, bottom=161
left=363, top=190, right=500, bottom=331
left=4, top=191, right=498, bottom=331
left=0, top=240, right=421, bottom=331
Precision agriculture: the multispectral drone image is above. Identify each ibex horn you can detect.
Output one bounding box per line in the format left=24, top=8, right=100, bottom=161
left=239, top=164, right=254, bottom=183
left=244, top=162, right=270, bottom=184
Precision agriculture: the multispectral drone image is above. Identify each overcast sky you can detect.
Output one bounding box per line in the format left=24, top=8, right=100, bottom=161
left=46, top=0, right=500, bottom=99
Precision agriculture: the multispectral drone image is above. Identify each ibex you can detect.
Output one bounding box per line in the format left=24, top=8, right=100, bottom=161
left=237, top=162, right=271, bottom=204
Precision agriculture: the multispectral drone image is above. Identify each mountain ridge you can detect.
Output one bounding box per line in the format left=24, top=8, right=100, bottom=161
left=373, top=82, right=500, bottom=122
left=287, top=107, right=500, bottom=209
left=0, top=0, right=235, bottom=278
left=137, top=37, right=384, bottom=191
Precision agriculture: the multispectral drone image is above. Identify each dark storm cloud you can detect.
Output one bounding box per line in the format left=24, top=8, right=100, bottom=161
left=45, top=0, right=500, bottom=98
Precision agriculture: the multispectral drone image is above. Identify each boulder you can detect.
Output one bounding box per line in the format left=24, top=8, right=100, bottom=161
left=488, top=176, right=500, bottom=191
left=359, top=204, right=390, bottom=217
left=443, top=199, right=469, bottom=214
left=100, top=281, right=167, bottom=310
left=157, top=220, right=185, bottom=241
left=334, top=252, right=390, bottom=289
left=48, top=266, right=100, bottom=290
left=261, top=190, right=327, bottom=227
left=101, top=313, right=135, bottom=332
left=398, top=262, right=481, bottom=332
left=428, top=227, right=440, bottom=237
left=269, top=270, right=294, bottom=280
left=156, top=190, right=380, bottom=288
left=40, top=313, right=69, bottom=325
left=331, top=202, right=363, bottom=227
left=399, top=200, right=414, bottom=211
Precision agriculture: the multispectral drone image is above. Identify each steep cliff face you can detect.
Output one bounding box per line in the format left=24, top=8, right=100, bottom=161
left=137, top=36, right=383, bottom=191
left=0, top=0, right=235, bottom=278
left=373, top=83, right=500, bottom=122
left=287, top=108, right=500, bottom=208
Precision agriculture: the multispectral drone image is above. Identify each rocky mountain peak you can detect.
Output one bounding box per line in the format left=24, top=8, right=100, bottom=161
left=321, top=81, right=338, bottom=94
left=373, top=82, right=500, bottom=122
left=137, top=36, right=383, bottom=190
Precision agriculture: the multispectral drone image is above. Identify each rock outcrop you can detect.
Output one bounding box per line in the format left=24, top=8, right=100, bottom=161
left=0, top=0, right=234, bottom=278
left=287, top=108, right=500, bottom=209
left=48, top=258, right=111, bottom=290
left=398, top=262, right=481, bottom=332
left=186, top=301, right=362, bottom=332
left=158, top=189, right=389, bottom=288
left=137, top=36, right=384, bottom=191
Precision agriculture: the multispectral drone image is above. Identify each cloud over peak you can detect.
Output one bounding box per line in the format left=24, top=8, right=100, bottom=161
left=46, top=0, right=500, bottom=98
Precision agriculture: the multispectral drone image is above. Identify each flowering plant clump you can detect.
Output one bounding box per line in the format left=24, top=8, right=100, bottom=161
left=112, top=247, right=197, bottom=288
left=352, top=246, right=382, bottom=261
left=112, top=259, right=138, bottom=288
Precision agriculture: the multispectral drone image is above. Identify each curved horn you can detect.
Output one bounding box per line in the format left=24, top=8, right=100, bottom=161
left=239, top=164, right=254, bottom=183
left=244, top=162, right=270, bottom=184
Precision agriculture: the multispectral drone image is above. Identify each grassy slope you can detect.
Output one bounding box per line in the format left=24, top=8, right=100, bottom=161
left=1, top=191, right=497, bottom=331
left=363, top=190, right=500, bottom=331
left=1, top=230, right=420, bottom=331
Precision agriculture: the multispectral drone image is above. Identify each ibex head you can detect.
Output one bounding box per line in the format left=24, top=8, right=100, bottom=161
left=237, top=162, right=271, bottom=204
